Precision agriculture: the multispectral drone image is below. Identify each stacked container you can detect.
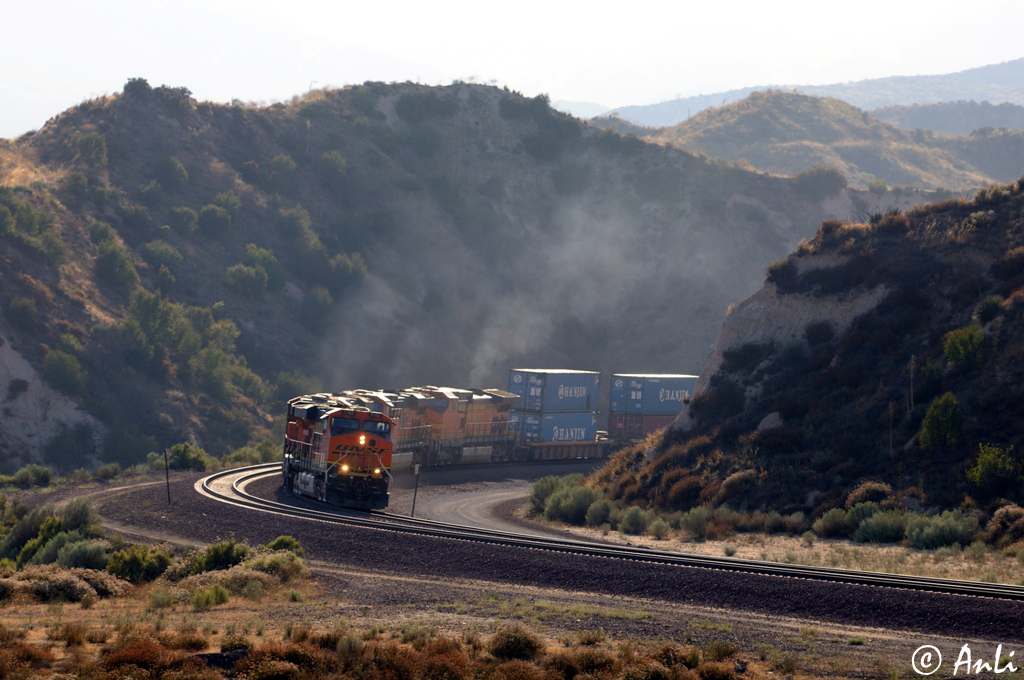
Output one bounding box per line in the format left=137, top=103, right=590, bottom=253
left=508, top=369, right=600, bottom=443
left=608, top=373, right=698, bottom=440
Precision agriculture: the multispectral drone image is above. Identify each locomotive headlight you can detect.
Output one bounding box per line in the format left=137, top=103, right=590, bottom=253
left=359, top=435, right=366, bottom=446
left=373, top=467, right=381, bottom=475
left=341, top=464, right=350, bottom=473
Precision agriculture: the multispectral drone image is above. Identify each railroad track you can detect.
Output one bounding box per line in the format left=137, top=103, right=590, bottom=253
left=199, top=462, right=1024, bottom=601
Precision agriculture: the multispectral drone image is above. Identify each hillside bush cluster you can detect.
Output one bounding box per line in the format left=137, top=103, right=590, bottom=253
left=536, top=469, right=991, bottom=551
left=0, top=189, right=68, bottom=264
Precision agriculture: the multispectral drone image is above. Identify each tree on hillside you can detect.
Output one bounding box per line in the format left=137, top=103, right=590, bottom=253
left=919, top=392, right=963, bottom=451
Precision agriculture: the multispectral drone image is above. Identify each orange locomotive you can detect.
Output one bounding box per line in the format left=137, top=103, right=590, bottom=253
left=282, top=393, right=394, bottom=510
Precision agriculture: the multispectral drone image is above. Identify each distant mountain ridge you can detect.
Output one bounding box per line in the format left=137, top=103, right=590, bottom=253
left=873, top=101, right=1024, bottom=135
left=593, top=90, right=1024, bottom=190
left=608, top=58, right=1024, bottom=128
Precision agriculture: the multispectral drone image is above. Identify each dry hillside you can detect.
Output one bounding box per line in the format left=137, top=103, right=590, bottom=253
left=1, top=79, right=864, bottom=471
left=593, top=180, right=1024, bottom=520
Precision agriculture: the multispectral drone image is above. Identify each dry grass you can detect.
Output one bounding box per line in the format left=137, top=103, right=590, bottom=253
left=0, top=557, right=932, bottom=680
left=0, top=141, right=63, bottom=187
left=543, top=518, right=1024, bottom=585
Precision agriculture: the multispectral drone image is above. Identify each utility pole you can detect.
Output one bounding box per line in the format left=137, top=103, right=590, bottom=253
left=410, top=463, right=421, bottom=517
left=163, top=448, right=171, bottom=505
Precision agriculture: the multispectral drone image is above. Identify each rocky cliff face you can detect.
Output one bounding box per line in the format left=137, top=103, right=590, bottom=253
left=0, top=333, right=105, bottom=466
left=673, top=252, right=889, bottom=432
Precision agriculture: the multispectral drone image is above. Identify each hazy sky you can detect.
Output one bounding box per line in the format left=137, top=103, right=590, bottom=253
left=3, top=0, right=1023, bottom=138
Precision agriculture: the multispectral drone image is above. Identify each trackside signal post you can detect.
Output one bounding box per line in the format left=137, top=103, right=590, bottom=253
left=411, top=463, right=421, bottom=517
left=164, top=448, right=171, bottom=505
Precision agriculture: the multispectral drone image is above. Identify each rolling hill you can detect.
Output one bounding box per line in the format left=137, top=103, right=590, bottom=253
left=594, top=90, right=1024, bottom=190
left=593, top=179, right=1024, bottom=518
left=0, top=79, right=874, bottom=471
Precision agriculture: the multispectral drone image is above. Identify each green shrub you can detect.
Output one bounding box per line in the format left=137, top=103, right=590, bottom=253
left=905, top=510, right=979, bottom=550
left=138, top=179, right=163, bottom=207
left=141, top=240, right=183, bottom=271
left=225, top=263, right=268, bottom=294
left=57, top=540, right=108, bottom=569
left=648, top=518, right=671, bottom=539
left=168, top=442, right=213, bottom=472
left=42, top=349, right=86, bottom=396
left=194, top=539, right=250, bottom=574
left=793, top=166, right=847, bottom=201
left=678, top=505, right=713, bottom=539
left=156, top=156, right=189, bottom=191
left=89, top=220, right=116, bottom=243
left=268, top=154, right=297, bottom=194
left=26, top=530, right=86, bottom=565
left=544, top=486, right=602, bottom=525
left=967, top=443, right=1020, bottom=494
left=867, top=177, right=888, bottom=194
left=619, top=506, right=649, bottom=535
left=277, top=203, right=312, bottom=237
left=845, top=502, right=880, bottom=532
left=488, top=624, right=542, bottom=660
left=123, top=77, right=152, bottom=99
left=214, top=191, right=241, bottom=217
left=812, top=508, right=849, bottom=538
left=14, top=464, right=53, bottom=489
left=265, top=535, right=304, bottom=557
left=973, top=296, right=1003, bottom=325
left=529, top=475, right=577, bottom=514
left=17, top=515, right=64, bottom=566
left=77, top=133, right=107, bottom=168
left=245, top=244, right=285, bottom=291
left=107, top=544, right=172, bottom=583
left=95, top=462, right=121, bottom=480
left=584, top=499, right=615, bottom=528
left=320, top=151, right=348, bottom=188
left=95, top=239, right=139, bottom=292
left=198, top=204, right=231, bottom=237
left=192, top=583, right=230, bottom=610
left=6, top=297, right=38, bottom=330
left=944, top=325, right=986, bottom=370
left=169, top=206, right=198, bottom=233
left=852, top=510, right=906, bottom=543
left=919, top=392, right=963, bottom=450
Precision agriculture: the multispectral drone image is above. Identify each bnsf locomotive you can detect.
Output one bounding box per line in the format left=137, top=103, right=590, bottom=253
left=281, top=383, right=608, bottom=510
left=282, top=394, right=395, bottom=510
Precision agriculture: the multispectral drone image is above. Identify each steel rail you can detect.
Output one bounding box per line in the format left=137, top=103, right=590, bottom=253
left=199, top=463, right=1024, bottom=601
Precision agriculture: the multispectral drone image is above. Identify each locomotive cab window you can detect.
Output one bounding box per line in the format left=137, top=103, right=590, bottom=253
left=362, top=420, right=392, bottom=440
left=331, top=417, right=360, bottom=434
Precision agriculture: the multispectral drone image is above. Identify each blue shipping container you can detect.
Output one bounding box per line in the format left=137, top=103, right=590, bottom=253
left=540, top=411, right=597, bottom=443
left=508, top=369, right=599, bottom=412
left=509, top=410, right=542, bottom=441
left=610, top=374, right=698, bottom=415
left=609, top=375, right=646, bottom=414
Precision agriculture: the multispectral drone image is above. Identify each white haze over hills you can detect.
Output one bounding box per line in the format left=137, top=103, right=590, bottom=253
left=5, top=0, right=1024, bottom=139
left=561, top=57, right=1024, bottom=129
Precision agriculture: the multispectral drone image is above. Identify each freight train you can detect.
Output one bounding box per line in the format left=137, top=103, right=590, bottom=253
left=282, top=370, right=696, bottom=509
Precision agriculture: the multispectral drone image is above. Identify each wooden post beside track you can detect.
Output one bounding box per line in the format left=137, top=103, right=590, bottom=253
left=411, top=463, right=420, bottom=517
left=164, top=448, right=171, bottom=505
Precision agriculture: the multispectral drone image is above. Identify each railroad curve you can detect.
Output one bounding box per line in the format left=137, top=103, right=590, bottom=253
left=200, top=463, right=1024, bottom=602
